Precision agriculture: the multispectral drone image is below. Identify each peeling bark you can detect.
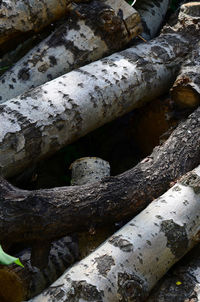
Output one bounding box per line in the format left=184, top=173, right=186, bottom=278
left=29, top=165, right=200, bottom=302
left=135, top=0, right=170, bottom=40
left=0, top=237, right=78, bottom=301
left=0, top=0, right=141, bottom=102
left=0, top=2, right=199, bottom=178
left=0, top=105, right=199, bottom=247
left=147, top=243, right=200, bottom=301
left=171, top=41, right=200, bottom=108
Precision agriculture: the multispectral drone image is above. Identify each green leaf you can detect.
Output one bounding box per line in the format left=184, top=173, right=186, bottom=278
left=0, top=245, right=24, bottom=267
left=0, top=66, right=10, bottom=71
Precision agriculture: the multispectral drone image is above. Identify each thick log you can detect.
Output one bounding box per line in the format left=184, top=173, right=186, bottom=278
left=171, top=41, right=200, bottom=108
left=0, top=0, right=141, bottom=102
left=0, top=2, right=199, bottom=178
left=147, top=243, right=200, bottom=301
left=0, top=237, right=78, bottom=302
left=135, top=0, right=170, bottom=40
left=0, top=0, right=72, bottom=47
left=0, top=105, right=199, bottom=247
left=29, top=165, right=200, bottom=302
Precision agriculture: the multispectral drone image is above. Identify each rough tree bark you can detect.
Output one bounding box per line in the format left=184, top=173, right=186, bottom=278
left=147, top=243, right=200, bottom=301
left=0, top=0, right=142, bottom=102
left=171, top=40, right=200, bottom=108
left=29, top=165, right=200, bottom=302
left=0, top=0, right=72, bottom=47
left=135, top=0, right=170, bottom=40
left=0, top=237, right=78, bottom=302
left=0, top=2, right=199, bottom=178
left=0, top=105, right=199, bottom=249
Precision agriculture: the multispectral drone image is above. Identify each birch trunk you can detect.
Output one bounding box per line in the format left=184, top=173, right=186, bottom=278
left=0, top=105, right=199, bottom=249
left=171, top=41, right=200, bottom=108
left=0, top=237, right=78, bottom=302
left=135, top=0, right=170, bottom=40
left=147, top=243, right=200, bottom=301
left=0, top=0, right=141, bottom=102
left=0, top=2, right=199, bottom=178
left=29, top=165, right=200, bottom=302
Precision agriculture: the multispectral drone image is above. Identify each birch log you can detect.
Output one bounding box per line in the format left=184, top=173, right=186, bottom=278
left=135, top=0, right=170, bottom=40
left=0, top=2, right=199, bottom=178
left=171, top=41, right=200, bottom=108
left=0, top=236, right=78, bottom=302
left=147, top=243, right=200, bottom=301
left=0, top=0, right=142, bottom=102
left=0, top=105, right=199, bottom=248
left=0, top=0, right=76, bottom=47
left=29, top=165, right=200, bottom=302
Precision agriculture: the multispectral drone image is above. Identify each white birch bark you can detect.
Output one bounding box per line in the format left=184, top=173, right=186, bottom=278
left=147, top=243, right=200, bottom=301
left=0, top=0, right=141, bottom=103
left=28, top=165, right=200, bottom=302
left=0, top=2, right=199, bottom=178
left=171, top=40, right=200, bottom=108
left=135, top=0, right=170, bottom=40
left=0, top=0, right=72, bottom=46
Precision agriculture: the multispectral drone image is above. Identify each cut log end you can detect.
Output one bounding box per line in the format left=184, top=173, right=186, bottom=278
left=171, top=85, right=200, bottom=108
left=0, top=268, right=25, bottom=302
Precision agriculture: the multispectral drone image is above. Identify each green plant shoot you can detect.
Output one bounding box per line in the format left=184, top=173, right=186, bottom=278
left=0, top=245, right=24, bottom=267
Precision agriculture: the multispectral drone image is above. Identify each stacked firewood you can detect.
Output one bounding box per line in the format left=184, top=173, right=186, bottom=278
left=0, top=0, right=199, bottom=301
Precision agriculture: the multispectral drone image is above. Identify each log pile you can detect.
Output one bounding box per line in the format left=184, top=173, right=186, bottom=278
left=0, top=1, right=200, bottom=301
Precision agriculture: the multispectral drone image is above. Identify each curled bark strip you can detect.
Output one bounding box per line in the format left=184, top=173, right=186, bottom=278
left=29, top=165, right=200, bottom=302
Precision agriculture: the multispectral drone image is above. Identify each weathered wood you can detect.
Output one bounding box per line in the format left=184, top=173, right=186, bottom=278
left=135, top=0, right=170, bottom=40
left=0, top=237, right=78, bottom=302
left=29, top=165, right=200, bottom=302
left=147, top=243, right=200, bottom=301
left=0, top=2, right=199, bottom=178
left=171, top=41, right=200, bottom=108
left=0, top=105, right=199, bottom=248
left=0, top=0, right=142, bottom=102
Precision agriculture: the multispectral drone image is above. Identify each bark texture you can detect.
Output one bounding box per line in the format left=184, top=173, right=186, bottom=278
left=0, top=237, right=78, bottom=301
left=147, top=244, right=200, bottom=301
left=171, top=41, right=200, bottom=108
left=0, top=0, right=72, bottom=46
left=0, top=0, right=141, bottom=102
left=135, top=0, right=170, bottom=40
left=0, top=2, right=199, bottom=178
left=29, top=165, right=200, bottom=302
left=0, top=105, right=199, bottom=248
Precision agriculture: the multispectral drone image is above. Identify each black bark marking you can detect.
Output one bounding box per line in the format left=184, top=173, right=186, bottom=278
left=180, top=171, right=200, bottom=194
left=118, top=272, right=148, bottom=302
left=18, top=68, right=30, bottom=81
left=64, top=280, right=104, bottom=302
left=95, top=254, right=115, bottom=277
left=109, top=235, right=133, bottom=252
left=160, top=220, right=188, bottom=259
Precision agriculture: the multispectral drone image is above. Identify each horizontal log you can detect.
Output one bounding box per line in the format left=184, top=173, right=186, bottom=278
left=0, top=105, right=199, bottom=247
left=0, top=0, right=71, bottom=47
left=29, top=165, right=200, bottom=302
left=0, top=0, right=142, bottom=102
left=0, top=2, right=199, bottom=178
left=171, top=41, right=200, bottom=108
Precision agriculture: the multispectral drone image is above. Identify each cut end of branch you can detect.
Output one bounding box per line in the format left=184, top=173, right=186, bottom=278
left=0, top=268, right=25, bottom=302
left=171, top=86, right=200, bottom=108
